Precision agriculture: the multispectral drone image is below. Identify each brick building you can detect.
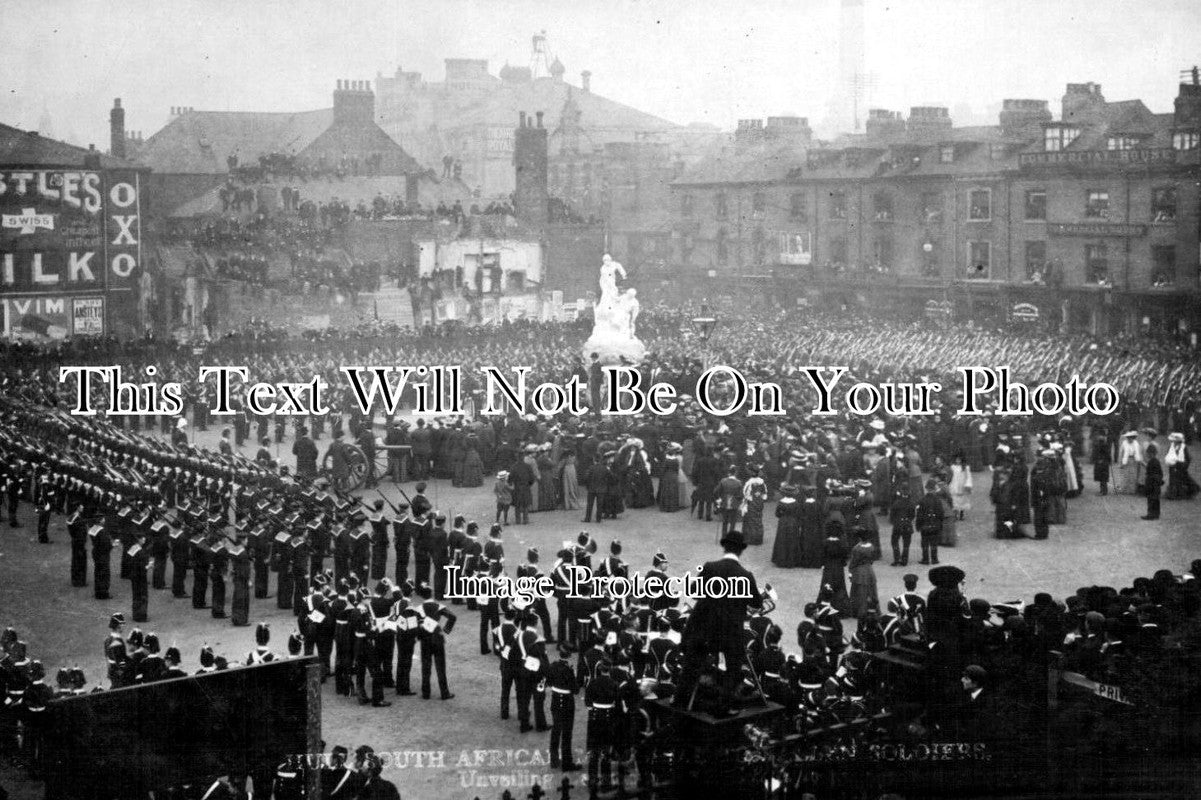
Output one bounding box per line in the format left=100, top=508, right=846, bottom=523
left=670, top=79, right=1201, bottom=335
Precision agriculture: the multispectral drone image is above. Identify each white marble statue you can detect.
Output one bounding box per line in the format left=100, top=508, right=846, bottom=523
left=583, top=255, right=646, bottom=364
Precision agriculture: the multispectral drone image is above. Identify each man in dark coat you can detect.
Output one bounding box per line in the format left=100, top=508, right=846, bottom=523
left=293, top=427, right=318, bottom=479
left=1142, top=443, right=1163, bottom=520
left=691, top=450, right=722, bottom=522
left=674, top=530, right=762, bottom=712
left=1092, top=431, right=1111, bottom=495
left=1029, top=450, right=1060, bottom=540
left=926, top=565, right=968, bottom=682
left=583, top=457, right=610, bottom=524
left=915, top=479, right=944, bottom=564
left=509, top=450, right=536, bottom=525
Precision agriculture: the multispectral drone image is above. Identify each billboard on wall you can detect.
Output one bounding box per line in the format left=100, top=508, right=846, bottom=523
left=0, top=168, right=141, bottom=339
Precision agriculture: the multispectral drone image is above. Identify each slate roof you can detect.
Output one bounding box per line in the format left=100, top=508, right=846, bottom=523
left=0, top=123, right=137, bottom=170
left=135, top=109, right=335, bottom=174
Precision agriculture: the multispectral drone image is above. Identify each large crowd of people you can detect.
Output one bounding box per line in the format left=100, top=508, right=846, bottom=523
left=0, top=302, right=1199, bottom=798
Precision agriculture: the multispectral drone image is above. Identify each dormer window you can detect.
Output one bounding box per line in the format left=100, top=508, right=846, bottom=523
left=1045, top=125, right=1080, bottom=152
left=1173, top=131, right=1200, bottom=151
left=1107, top=136, right=1140, bottom=151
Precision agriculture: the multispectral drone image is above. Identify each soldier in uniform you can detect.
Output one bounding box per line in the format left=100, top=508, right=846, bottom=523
left=391, top=580, right=419, bottom=696
left=369, top=581, right=396, bottom=689
left=21, top=660, right=52, bottom=777
left=585, top=659, right=619, bottom=797
left=321, top=745, right=360, bottom=800
left=239, top=623, right=272, bottom=668
left=519, top=547, right=555, bottom=643
left=514, top=612, right=550, bottom=733
left=416, top=582, right=456, bottom=700
left=546, top=642, right=582, bottom=770
left=163, top=646, right=187, bottom=680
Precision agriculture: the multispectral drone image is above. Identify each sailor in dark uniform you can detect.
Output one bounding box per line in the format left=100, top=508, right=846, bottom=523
left=229, top=534, right=252, bottom=626
left=67, top=504, right=90, bottom=586
left=391, top=502, right=412, bottom=586
left=91, top=518, right=113, bottom=600
left=127, top=532, right=151, bottom=622
left=209, top=534, right=229, bottom=619
left=170, top=522, right=191, bottom=597
left=368, top=501, right=390, bottom=581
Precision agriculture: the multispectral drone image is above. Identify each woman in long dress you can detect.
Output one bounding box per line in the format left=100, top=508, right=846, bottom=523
left=798, top=488, right=827, bottom=568
left=460, top=442, right=484, bottom=488
left=676, top=450, right=694, bottom=508
left=1115, top=431, right=1141, bottom=494
left=820, top=524, right=852, bottom=616
left=948, top=453, right=972, bottom=521
left=657, top=445, right=684, bottom=512
left=559, top=451, right=580, bottom=510
left=623, top=439, right=656, bottom=509
left=847, top=528, right=879, bottom=618
left=537, top=446, right=557, bottom=511
left=771, top=484, right=804, bottom=567
left=524, top=446, right=542, bottom=511
left=741, top=466, right=767, bottom=545
left=935, top=479, right=957, bottom=547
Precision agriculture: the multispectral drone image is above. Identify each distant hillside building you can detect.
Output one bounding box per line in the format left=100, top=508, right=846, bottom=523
left=136, top=80, right=419, bottom=215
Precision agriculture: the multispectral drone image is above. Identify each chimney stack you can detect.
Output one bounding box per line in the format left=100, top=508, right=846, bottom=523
left=1062, top=82, right=1106, bottom=123
left=514, top=110, right=548, bottom=225
left=519, top=111, right=527, bottom=128
left=581, top=70, right=591, bottom=93
left=110, top=98, right=126, bottom=160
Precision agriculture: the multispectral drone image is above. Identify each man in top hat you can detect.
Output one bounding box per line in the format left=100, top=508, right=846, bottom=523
left=674, top=530, right=761, bottom=712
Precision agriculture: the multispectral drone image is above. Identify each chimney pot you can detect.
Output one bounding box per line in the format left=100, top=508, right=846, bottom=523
left=114, top=98, right=121, bottom=109
left=536, top=111, right=544, bottom=128
left=519, top=111, right=527, bottom=128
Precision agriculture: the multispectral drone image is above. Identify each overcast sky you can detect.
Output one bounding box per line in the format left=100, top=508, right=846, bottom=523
left=3, top=0, right=1199, bottom=148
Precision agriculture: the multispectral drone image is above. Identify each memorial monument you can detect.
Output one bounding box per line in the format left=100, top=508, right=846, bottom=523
left=583, top=254, right=647, bottom=364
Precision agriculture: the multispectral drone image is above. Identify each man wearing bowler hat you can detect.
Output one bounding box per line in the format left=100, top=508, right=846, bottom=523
left=674, top=529, right=762, bottom=713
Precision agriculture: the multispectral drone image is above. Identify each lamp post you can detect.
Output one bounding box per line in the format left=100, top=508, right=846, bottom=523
left=690, top=303, right=719, bottom=369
